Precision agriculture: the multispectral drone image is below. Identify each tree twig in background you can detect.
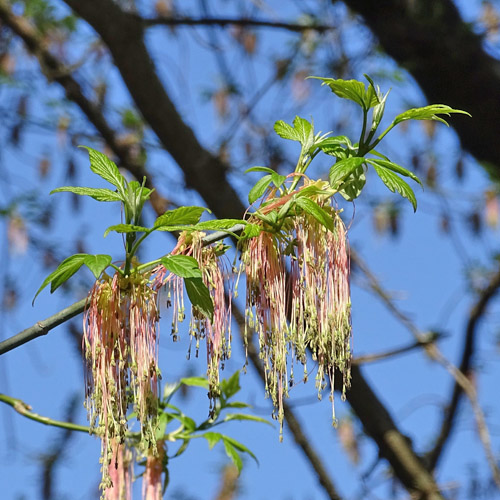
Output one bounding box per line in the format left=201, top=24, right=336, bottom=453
left=353, top=250, right=500, bottom=486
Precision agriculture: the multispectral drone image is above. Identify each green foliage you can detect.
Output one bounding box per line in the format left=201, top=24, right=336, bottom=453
left=157, top=371, right=269, bottom=482
left=184, top=277, right=214, bottom=321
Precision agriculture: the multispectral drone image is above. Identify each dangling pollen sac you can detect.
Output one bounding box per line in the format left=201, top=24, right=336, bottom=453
left=242, top=187, right=352, bottom=434
left=83, top=270, right=161, bottom=494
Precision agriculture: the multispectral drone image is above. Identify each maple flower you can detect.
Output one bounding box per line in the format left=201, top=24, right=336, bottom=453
left=142, top=440, right=166, bottom=500
left=154, top=232, right=232, bottom=413
left=242, top=183, right=352, bottom=434
left=83, top=270, right=161, bottom=492
left=105, top=439, right=133, bottom=500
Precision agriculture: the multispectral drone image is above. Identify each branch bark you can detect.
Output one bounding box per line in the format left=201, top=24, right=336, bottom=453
left=0, top=0, right=168, bottom=215
left=63, top=0, right=246, bottom=220
left=343, top=0, right=500, bottom=178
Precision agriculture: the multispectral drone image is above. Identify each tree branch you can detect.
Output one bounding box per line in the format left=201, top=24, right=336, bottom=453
left=426, top=265, right=500, bottom=469
left=142, top=15, right=335, bottom=33
left=0, top=225, right=245, bottom=356
left=343, top=0, right=500, bottom=179
left=63, top=0, right=247, bottom=220
left=0, top=0, right=168, bottom=215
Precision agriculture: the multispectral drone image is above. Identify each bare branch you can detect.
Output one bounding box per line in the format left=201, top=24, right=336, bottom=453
left=142, top=15, right=335, bottom=33
left=353, top=250, right=500, bottom=486
left=63, top=0, right=246, bottom=220
left=427, top=266, right=500, bottom=470
left=0, top=0, right=168, bottom=215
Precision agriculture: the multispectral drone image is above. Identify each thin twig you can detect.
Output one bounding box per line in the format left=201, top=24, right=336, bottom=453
left=426, top=265, right=500, bottom=470
left=353, top=250, right=500, bottom=487
left=141, top=15, right=335, bottom=33
left=0, top=394, right=90, bottom=434
left=0, top=225, right=245, bottom=356
left=353, top=332, right=442, bottom=365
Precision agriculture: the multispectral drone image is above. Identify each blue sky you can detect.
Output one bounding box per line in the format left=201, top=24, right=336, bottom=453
left=1, top=1, right=500, bottom=499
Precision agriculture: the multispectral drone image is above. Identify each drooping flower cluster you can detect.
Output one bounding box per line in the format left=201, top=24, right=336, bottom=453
left=242, top=183, right=351, bottom=433
left=142, top=440, right=166, bottom=500
left=83, top=271, right=160, bottom=492
left=154, top=232, right=233, bottom=413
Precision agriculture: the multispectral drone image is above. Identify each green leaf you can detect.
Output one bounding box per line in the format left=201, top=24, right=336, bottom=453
left=222, top=413, right=272, bottom=426
left=274, top=120, right=299, bottom=141
left=154, top=206, right=207, bottom=229
left=244, top=166, right=277, bottom=175
left=161, top=255, right=202, bottom=278
left=179, top=376, right=210, bottom=389
left=33, top=254, right=87, bottom=303
left=392, top=104, right=470, bottom=127
left=202, top=432, right=222, bottom=450
left=193, top=219, right=247, bottom=231
left=292, top=116, right=314, bottom=152
left=223, top=435, right=258, bottom=464
left=271, top=172, right=287, bottom=189
left=366, top=159, right=423, bottom=187
left=248, top=175, right=272, bottom=204
left=309, top=76, right=379, bottom=110
left=242, top=223, right=261, bottom=238
left=372, top=164, right=418, bottom=211
left=80, top=146, right=125, bottom=193
left=222, top=438, right=243, bottom=473
left=50, top=186, right=123, bottom=202
left=329, top=157, right=365, bottom=190
left=295, top=197, right=334, bottom=232
left=184, top=277, right=214, bottom=320
left=104, top=224, right=150, bottom=238
left=220, top=371, right=241, bottom=400
left=339, top=166, right=366, bottom=201
left=224, top=402, right=251, bottom=409
left=83, top=254, right=112, bottom=279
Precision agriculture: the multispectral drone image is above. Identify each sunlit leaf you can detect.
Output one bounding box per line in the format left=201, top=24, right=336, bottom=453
left=80, top=146, right=126, bottom=193
left=295, top=197, right=334, bottom=232
left=50, top=186, right=122, bottom=202
left=392, top=104, right=470, bottom=127
left=372, top=164, right=418, bottom=211
left=161, top=255, right=202, bottom=278
left=184, top=277, right=214, bottom=320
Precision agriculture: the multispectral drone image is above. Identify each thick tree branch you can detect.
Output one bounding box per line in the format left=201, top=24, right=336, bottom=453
left=0, top=0, right=168, bottom=215
left=343, top=0, right=500, bottom=178
left=63, top=0, right=246, bottom=220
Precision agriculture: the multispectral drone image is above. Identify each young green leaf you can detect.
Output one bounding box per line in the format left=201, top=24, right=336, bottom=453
left=242, top=223, right=261, bottom=238
left=161, top=255, right=202, bottom=278
left=295, top=197, right=334, bottom=232
left=184, top=277, right=214, bottom=321
left=179, top=376, right=210, bottom=389
left=308, top=76, right=379, bottom=110
left=33, top=254, right=87, bottom=303
left=271, top=172, right=287, bottom=189
left=329, top=157, right=365, bottom=190
left=292, top=116, right=314, bottom=152
left=50, top=186, right=123, bottom=202
left=366, top=159, right=423, bottom=187
left=392, top=104, right=470, bottom=127
left=220, top=371, right=241, bottom=400
left=80, top=146, right=126, bottom=194
left=223, top=435, right=258, bottom=464
left=339, top=166, right=366, bottom=201
left=274, top=120, right=299, bottom=141
left=244, top=166, right=278, bottom=175
left=104, top=223, right=150, bottom=238
left=248, top=175, right=273, bottom=204
left=83, top=254, right=112, bottom=279
left=222, top=438, right=243, bottom=473
left=193, top=219, right=247, bottom=231
left=154, top=206, right=208, bottom=229
left=372, top=164, right=418, bottom=211
left=202, top=432, right=222, bottom=450
left=222, top=413, right=272, bottom=426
